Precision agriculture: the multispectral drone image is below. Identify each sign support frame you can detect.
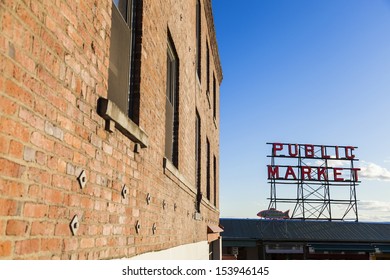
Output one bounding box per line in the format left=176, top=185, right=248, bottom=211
left=267, top=143, right=360, bottom=222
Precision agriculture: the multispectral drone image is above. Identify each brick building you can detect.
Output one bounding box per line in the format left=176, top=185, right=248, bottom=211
left=0, top=0, right=222, bottom=259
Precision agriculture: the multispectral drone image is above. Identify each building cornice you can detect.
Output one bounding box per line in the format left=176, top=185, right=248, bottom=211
left=204, top=0, right=223, bottom=84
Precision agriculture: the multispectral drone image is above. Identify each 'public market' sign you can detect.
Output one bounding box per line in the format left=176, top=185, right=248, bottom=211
left=267, top=143, right=360, bottom=183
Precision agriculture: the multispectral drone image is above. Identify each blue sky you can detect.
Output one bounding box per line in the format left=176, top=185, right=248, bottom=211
left=213, top=0, right=390, bottom=221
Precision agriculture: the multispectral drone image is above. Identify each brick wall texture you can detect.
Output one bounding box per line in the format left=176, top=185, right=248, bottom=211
left=0, top=0, right=222, bottom=259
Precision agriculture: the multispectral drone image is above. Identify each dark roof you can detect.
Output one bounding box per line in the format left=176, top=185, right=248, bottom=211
left=220, top=218, right=390, bottom=243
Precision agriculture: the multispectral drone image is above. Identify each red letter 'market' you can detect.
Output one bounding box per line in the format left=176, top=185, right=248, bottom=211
left=285, top=166, right=297, bottom=179
left=333, top=168, right=344, bottom=181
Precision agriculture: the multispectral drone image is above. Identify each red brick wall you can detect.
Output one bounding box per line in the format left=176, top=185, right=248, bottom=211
left=0, top=0, right=221, bottom=259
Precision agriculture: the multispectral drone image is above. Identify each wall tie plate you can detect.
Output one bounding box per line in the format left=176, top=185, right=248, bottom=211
left=77, top=170, right=87, bottom=189
left=146, top=193, right=151, bottom=205
left=152, top=223, right=157, bottom=235
left=135, top=220, right=141, bottom=234
left=70, top=215, right=79, bottom=236
left=121, top=185, right=128, bottom=199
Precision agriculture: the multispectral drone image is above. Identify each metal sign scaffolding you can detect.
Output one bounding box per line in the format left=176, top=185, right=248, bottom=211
left=267, top=143, right=360, bottom=222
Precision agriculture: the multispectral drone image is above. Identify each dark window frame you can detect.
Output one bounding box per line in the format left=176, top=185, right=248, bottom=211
left=196, top=0, right=201, bottom=80
left=108, top=0, right=142, bottom=123
left=98, top=1, right=147, bottom=148
left=195, top=111, right=202, bottom=212
left=213, top=155, right=217, bottom=207
left=213, top=73, right=217, bottom=120
left=165, top=32, right=180, bottom=168
left=206, top=138, right=211, bottom=201
left=206, top=40, right=210, bottom=93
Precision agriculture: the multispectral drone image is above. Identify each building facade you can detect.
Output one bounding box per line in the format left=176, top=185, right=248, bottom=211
left=0, top=0, right=222, bottom=259
left=220, top=219, right=390, bottom=260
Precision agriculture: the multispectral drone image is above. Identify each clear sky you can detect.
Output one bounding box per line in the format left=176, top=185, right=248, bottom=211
left=212, top=0, right=390, bottom=221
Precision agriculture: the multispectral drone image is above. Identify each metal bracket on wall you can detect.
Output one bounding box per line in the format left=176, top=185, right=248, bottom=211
left=70, top=215, right=79, bottom=236
left=77, top=170, right=87, bottom=189
left=105, top=119, right=115, bottom=133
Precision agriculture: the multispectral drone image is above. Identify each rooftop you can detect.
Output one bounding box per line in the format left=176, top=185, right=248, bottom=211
left=220, top=218, right=390, bottom=243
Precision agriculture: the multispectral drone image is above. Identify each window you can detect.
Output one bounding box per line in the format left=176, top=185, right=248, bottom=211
left=196, top=0, right=201, bottom=80
left=195, top=111, right=202, bottom=212
left=206, top=138, right=211, bottom=201
left=108, top=0, right=135, bottom=117
left=206, top=41, right=210, bottom=93
left=213, top=73, right=217, bottom=120
left=98, top=1, right=148, bottom=147
left=165, top=34, right=179, bottom=167
left=213, top=155, right=217, bottom=206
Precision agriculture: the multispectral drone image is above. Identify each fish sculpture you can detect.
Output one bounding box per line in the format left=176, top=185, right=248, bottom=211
left=257, top=208, right=290, bottom=219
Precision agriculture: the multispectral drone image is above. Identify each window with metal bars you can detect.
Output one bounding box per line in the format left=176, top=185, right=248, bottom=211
left=206, top=40, right=210, bottom=93
left=196, top=0, right=201, bottom=80
left=213, top=155, right=217, bottom=207
left=195, top=111, right=202, bottom=212
left=165, top=33, right=179, bottom=167
left=213, top=73, right=217, bottom=120
left=206, top=138, right=211, bottom=201
left=108, top=0, right=137, bottom=118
